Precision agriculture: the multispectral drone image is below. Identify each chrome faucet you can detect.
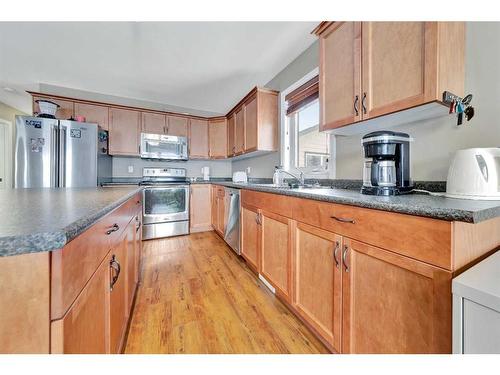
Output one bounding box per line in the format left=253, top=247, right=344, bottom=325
left=277, top=168, right=305, bottom=186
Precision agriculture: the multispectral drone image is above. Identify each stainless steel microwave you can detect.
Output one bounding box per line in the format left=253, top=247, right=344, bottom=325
left=140, top=133, right=188, bottom=160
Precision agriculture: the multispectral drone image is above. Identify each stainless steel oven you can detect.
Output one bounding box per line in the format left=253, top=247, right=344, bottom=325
left=141, top=167, right=190, bottom=240
left=140, top=133, right=188, bottom=160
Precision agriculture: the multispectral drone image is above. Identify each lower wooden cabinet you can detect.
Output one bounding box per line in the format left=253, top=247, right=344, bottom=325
left=190, top=184, right=212, bottom=233
left=109, top=230, right=129, bottom=354
left=260, top=210, right=291, bottom=301
left=126, top=218, right=137, bottom=315
left=293, top=222, right=342, bottom=352
left=211, top=185, right=226, bottom=235
left=341, top=238, right=452, bottom=354
left=51, top=257, right=109, bottom=354
left=241, top=205, right=260, bottom=272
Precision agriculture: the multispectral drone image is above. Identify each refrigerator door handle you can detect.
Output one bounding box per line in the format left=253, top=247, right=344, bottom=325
left=51, top=125, right=59, bottom=187
left=59, top=126, right=67, bottom=187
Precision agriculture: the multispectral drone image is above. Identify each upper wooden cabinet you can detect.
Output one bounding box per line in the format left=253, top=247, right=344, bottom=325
left=189, top=119, right=209, bottom=159
left=74, top=103, right=109, bottom=131
left=314, top=22, right=465, bottom=131
left=209, top=118, right=228, bottom=159
left=141, top=112, right=166, bottom=135
left=229, top=87, right=279, bottom=156
left=167, top=115, right=188, bottom=137
left=234, top=107, right=245, bottom=155
left=33, top=96, right=74, bottom=120
left=244, top=95, right=258, bottom=152
left=227, top=114, right=235, bottom=157
left=109, top=108, right=141, bottom=156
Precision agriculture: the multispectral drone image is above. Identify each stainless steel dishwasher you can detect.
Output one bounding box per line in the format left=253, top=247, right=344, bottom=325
left=223, top=187, right=241, bottom=255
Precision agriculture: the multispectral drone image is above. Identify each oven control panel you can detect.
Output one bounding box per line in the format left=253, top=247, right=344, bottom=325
left=142, top=167, right=186, bottom=178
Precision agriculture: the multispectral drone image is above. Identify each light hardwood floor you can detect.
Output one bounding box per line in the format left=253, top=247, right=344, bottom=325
left=124, top=231, right=329, bottom=354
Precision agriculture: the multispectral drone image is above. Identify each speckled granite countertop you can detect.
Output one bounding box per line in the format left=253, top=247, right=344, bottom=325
left=196, top=181, right=500, bottom=224
left=0, top=187, right=141, bottom=257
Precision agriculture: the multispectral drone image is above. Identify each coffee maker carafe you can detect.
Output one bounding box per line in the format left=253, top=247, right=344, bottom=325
left=361, top=131, right=413, bottom=195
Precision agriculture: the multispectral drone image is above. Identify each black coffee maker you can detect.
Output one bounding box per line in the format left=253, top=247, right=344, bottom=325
left=361, top=130, right=413, bottom=196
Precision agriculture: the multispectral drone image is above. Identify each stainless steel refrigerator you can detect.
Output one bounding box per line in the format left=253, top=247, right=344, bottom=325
left=14, top=116, right=112, bottom=188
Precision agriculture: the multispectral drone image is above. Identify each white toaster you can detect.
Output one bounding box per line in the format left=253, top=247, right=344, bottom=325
left=232, top=171, right=248, bottom=183
left=446, top=148, right=500, bottom=200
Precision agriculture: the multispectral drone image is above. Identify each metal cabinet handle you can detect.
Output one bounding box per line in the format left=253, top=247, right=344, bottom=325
left=342, top=245, right=349, bottom=273
left=330, top=216, right=355, bottom=224
left=255, top=212, right=262, bottom=225
left=362, top=92, right=367, bottom=115
left=106, top=223, right=120, bottom=235
left=333, top=241, right=340, bottom=268
left=110, top=255, right=121, bottom=291
left=354, top=95, right=359, bottom=116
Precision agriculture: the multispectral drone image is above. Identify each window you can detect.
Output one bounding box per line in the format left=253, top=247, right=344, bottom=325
left=281, top=70, right=332, bottom=177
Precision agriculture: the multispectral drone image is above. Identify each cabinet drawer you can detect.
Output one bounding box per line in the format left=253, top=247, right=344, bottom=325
left=51, top=195, right=138, bottom=319
left=241, top=190, right=294, bottom=218
left=293, top=198, right=452, bottom=269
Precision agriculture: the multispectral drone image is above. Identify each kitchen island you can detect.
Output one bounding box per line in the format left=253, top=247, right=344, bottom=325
left=0, top=187, right=143, bottom=353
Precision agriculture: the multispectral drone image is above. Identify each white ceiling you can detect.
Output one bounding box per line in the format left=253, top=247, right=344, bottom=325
left=0, top=22, right=317, bottom=116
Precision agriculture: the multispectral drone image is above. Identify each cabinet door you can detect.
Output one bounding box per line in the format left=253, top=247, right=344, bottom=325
left=319, top=22, right=361, bottom=130
left=211, top=185, right=218, bottom=230
left=33, top=96, right=74, bottom=119
left=362, top=22, right=430, bottom=119
left=244, top=96, right=258, bottom=152
left=134, top=212, right=142, bottom=285
left=227, top=114, right=235, bottom=157
left=217, top=195, right=225, bottom=235
left=109, top=234, right=128, bottom=354
left=342, top=238, right=452, bottom=354
left=234, top=107, right=245, bottom=155
left=190, top=184, right=212, bottom=233
left=109, top=108, right=140, bottom=156
left=293, top=222, right=342, bottom=352
left=51, top=257, right=109, bottom=354
left=189, top=119, right=209, bottom=158
left=241, top=205, right=260, bottom=272
left=74, top=103, right=109, bottom=131
left=260, top=210, right=291, bottom=300
left=141, top=112, right=166, bottom=135
left=125, top=219, right=136, bottom=316
left=167, top=115, right=188, bottom=137
left=209, top=118, right=227, bottom=158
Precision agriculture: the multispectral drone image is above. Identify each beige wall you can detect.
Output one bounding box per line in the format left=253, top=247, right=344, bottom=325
left=335, top=22, right=500, bottom=181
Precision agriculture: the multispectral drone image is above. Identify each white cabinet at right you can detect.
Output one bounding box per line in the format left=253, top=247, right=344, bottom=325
left=453, top=250, right=500, bottom=354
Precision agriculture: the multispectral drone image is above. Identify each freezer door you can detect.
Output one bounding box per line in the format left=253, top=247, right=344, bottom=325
left=59, top=120, right=98, bottom=187
left=15, top=116, right=59, bottom=188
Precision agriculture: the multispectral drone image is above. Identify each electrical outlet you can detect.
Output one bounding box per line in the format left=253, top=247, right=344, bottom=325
left=246, top=167, right=251, bottom=175
left=128, top=165, right=134, bottom=174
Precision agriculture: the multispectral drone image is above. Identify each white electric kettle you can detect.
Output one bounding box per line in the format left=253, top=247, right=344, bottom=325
left=446, top=148, right=500, bottom=200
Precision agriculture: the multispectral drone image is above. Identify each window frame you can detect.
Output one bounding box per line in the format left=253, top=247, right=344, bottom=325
left=279, top=68, right=335, bottom=179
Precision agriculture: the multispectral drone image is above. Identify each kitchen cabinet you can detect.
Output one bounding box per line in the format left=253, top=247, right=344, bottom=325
left=211, top=185, right=226, bottom=235
left=341, top=238, right=451, bottom=353
left=141, top=112, right=166, bottom=135
left=33, top=96, right=74, bottom=119
left=109, top=108, right=141, bottom=156
left=260, top=210, right=291, bottom=301
left=234, top=107, right=245, bottom=155
left=317, top=22, right=361, bottom=130
left=244, top=95, right=258, bottom=152
left=314, top=22, right=465, bottom=131
left=241, top=205, right=260, bottom=272
left=50, top=257, right=109, bottom=354
left=190, top=184, right=213, bottom=233
left=227, top=114, right=235, bottom=157
left=133, top=212, right=142, bottom=285
left=189, top=119, right=209, bottom=159
left=126, top=218, right=137, bottom=316
left=109, top=230, right=129, bottom=354
left=293, top=222, right=342, bottom=352
left=209, top=118, right=228, bottom=158
left=167, top=115, right=189, bottom=137
left=74, top=103, right=109, bottom=131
